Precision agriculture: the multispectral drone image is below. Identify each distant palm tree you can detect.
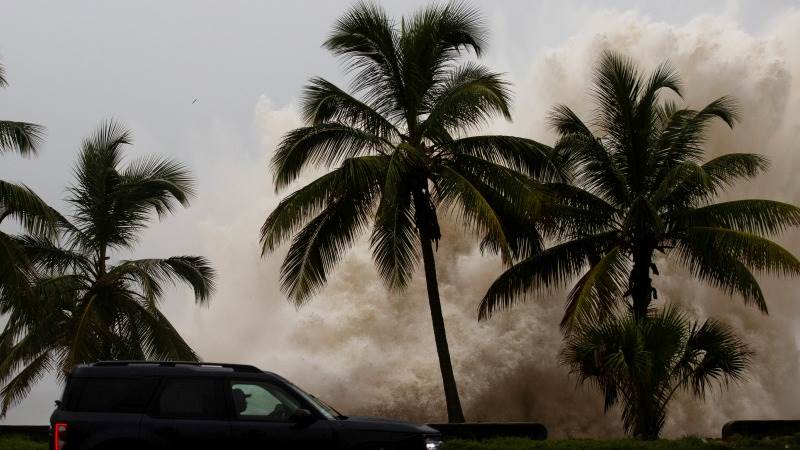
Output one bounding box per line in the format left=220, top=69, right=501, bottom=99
left=478, top=51, right=800, bottom=438
left=260, top=2, right=560, bottom=422
left=562, top=306, right=750, bottom=439
left=0, top=121, right=215, bottom=415
left=480, top=51, right=800, bottom=327
left=0, top=61, right=55, bottom=308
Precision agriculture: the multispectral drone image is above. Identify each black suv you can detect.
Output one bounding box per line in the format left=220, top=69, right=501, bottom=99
left=49, top=361, right=442, bottom=450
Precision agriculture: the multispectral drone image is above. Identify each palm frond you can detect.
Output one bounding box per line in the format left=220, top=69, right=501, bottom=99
left=16, top=234, right=91, bottom=274
left=562, top=246, right=629, bottom=331
left=370, top=148, right=420, bottom=290
left=678, top=200, right=800, bottom=236
left=399, top=1, right=486, bottom=116
left=548, top=107, right=629, bottom=204
left=445, top=154, right=548, bottom=259
left=0, top=121, right=46, bottom=157
left=113, top=256, right=216, bottom=305
left=301, top=77, right=400, bottom=140
left=120, top=155, right=196, bottom=214
left=323, top=1, right=404, bottom=120
left=655, top=154, right=769, bottom=209
left=541, top=183, right=616, bottom=239
left=682, top=227, right=800, bottom=277
left=443, top=135, right=566, bottom=181
left=271, top=124, right=389, bottom=190
left=117, top=300, right=198, bottom=361
left=0, top=180, right=60, bottom=237
left=682, top=319, right=751, bottom=397
left=436, top=165, right=511, bottom=260
left=280, top=178, right=376, bottom=305
left=262, top=155, right=387, bottom=254
left=478, top=232, right=617, bottom=320
left=592, top=51, right=641, bottom=159
left=421, top=62, right=511, bottom=136
left=654, top=97, right=741, bottom=171
left=638, top=61, right=682, bottom=111
left=675, top=236, right=768, bottom=312
left=0, top=352, right=50, bottom=417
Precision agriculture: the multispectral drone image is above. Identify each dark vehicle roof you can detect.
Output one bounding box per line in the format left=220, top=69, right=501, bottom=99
left=70, top=361, right=282, bottom=380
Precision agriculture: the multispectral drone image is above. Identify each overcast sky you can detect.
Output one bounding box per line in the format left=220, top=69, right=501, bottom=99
left=2, top=0, right=800, bottom=431
left=1, top=0, right=789, bottom=280
left=0, top=0, right=788, bottom=208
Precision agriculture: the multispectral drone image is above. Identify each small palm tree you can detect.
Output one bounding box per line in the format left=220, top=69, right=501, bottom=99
left=562, top=306, right=750, bottom=439
left=478, top=51, right=800, bottom=437
left=0, top=121, right=215, bottom=415
left=261, top=2, right=560, bottom=422
left=480, top=51, right=800, bottom=326
left=0, top=61, right=54, bottom=297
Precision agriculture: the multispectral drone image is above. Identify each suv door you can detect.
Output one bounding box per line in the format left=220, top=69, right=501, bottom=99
left=140, top=378, right=230, bottom=450
left=227, top=379, right=334, bottom=449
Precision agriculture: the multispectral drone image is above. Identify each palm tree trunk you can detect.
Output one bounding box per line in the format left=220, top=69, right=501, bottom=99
left=633, top=408, right=661, bottom=440
left=630, top=247, right=653, bottom=320
left=630, top=388, right=662, bottom=440
left=419, top=232, right=466, bottom=423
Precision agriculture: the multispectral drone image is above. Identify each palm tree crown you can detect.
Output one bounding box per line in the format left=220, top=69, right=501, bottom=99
left=261, top=1, right=560, bottom=422
left=480, top=51, right=800, bottom=328
left=0, top=61, right=56, bottom=319
left=0, top=121, right=215, bottom=415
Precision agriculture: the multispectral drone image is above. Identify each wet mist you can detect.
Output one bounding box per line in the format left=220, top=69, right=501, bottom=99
left=176, top=10, right=800, bottom=438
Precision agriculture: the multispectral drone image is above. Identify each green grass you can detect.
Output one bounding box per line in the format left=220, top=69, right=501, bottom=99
left=443, top=436, right=800, bottom=449
left=0, top=435, right=46, bottom=450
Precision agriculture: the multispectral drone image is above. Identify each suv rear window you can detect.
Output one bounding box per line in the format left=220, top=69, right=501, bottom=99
left=65, top=377, right=158, bottom=413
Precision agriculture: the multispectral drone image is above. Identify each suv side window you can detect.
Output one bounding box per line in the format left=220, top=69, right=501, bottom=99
left=155, top=379, right=226, bottom=419
left=66, top=377, right=159, bottom=413
left=229, top=381, right=302, bottom=422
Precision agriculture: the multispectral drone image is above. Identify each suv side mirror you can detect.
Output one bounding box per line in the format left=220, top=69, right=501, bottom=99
left=289, top=408, right=315, bottom=425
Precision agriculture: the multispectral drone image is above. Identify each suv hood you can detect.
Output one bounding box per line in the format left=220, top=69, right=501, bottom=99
left=338, top=415, right=439, bottom=434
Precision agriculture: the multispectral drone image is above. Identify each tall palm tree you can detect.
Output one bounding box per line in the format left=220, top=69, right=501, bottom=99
left=480, top=51, right=800, bottom=327
left=562, top=306, right=750, bottom=439
left=478, top=51, right=800, bottom=437
left=0, top=121, right=215, bottom=415
left=0, top=61, right=55, bottom=309
left=260, top=2, right=560, bottom=422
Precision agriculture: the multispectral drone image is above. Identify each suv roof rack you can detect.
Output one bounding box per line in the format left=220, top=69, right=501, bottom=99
left=93, top=361, right=263, bottom=373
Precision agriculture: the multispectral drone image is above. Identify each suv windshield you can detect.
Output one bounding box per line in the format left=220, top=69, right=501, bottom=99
left=308, top=394, right=346, bottom=419
left=281, top=379, right=344, bottom=420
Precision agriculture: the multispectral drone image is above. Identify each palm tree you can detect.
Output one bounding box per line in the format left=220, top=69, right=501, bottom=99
left=260, top=1, right=560, bottom=422
left=478, top=51, right=800, bottom=437
left=0, top=61, right=55, bottom=312
left=0, top=121, right=215, bottom=415
left=479, top=51, right=800, bottom=327
left=562, top=306, right=750, bottom=439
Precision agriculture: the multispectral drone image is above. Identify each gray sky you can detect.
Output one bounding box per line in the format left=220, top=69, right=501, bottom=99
left=0, top=0, right=785, bottom=209
left=2, top=0, right=800, bottom=432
